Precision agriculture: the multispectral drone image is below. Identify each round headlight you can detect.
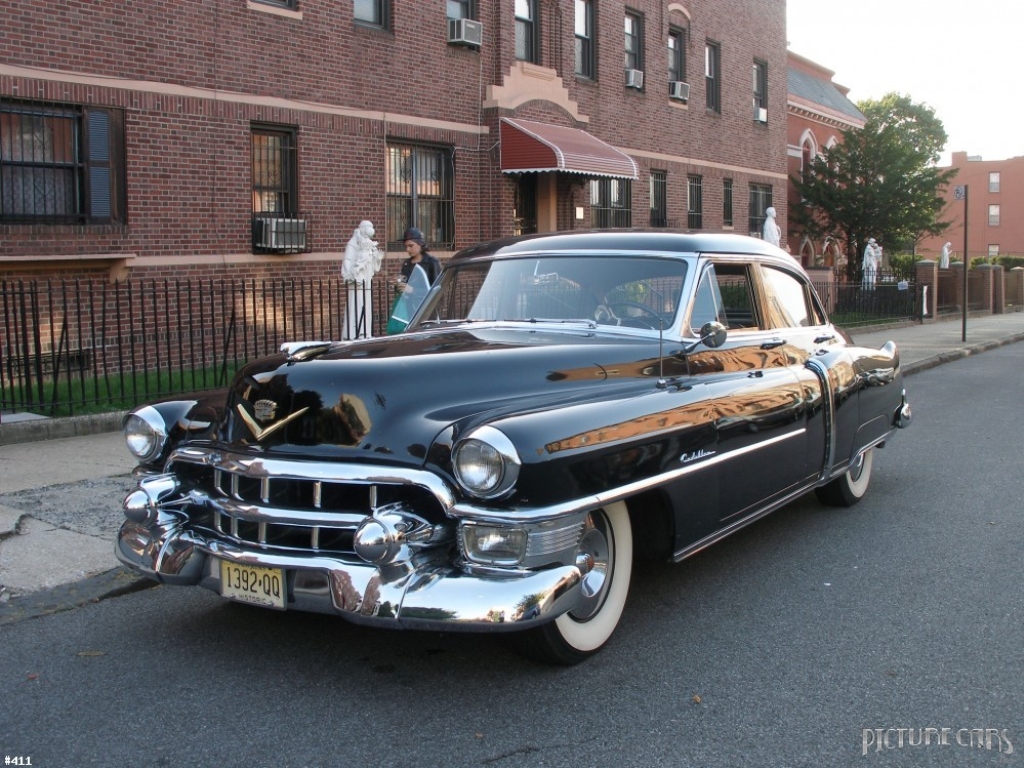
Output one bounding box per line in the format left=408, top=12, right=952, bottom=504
left=453, top=426, right=521, bottom=499
left=124, top=406, right=168, bottom=463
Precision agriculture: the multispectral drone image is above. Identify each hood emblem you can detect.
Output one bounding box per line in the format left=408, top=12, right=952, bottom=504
left=253, top=399, right=278, bottom=423
left=237, top=404, right=309, bottom=441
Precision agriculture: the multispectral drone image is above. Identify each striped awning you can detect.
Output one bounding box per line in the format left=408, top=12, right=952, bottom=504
left=499, top=118, right=638, bottom=180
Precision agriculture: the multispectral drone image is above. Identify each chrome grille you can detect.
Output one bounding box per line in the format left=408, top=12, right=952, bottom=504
left=167, top=449, right=453, bottom=556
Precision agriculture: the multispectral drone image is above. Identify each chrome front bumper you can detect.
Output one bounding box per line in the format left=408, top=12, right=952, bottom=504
left=116, top=519, right=582, bottom=631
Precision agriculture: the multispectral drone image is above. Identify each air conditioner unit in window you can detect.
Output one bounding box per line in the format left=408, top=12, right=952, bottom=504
left=625, top=69, right=644, bottom=89
left=257, top=218, right=307, bottom=253
left=448, top=18, right=483, bottom=47
left=669, top=81, right=690, bottom=102
left=755, top=106, right=768, bottom=123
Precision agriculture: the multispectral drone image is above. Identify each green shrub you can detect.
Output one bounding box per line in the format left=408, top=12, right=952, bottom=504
left=995, top=255, right=1024, bottom=271
left=887, top=253, right=916, bottom=280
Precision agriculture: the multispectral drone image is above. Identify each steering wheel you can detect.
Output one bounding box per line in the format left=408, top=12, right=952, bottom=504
left=605, top=301, right=662, bottom=330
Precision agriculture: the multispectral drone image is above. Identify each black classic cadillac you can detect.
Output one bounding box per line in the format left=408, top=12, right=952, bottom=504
left=118, top=231, right=911, bottom=664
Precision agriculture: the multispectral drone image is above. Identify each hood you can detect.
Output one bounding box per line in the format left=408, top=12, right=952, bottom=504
left=223, top=326, right=669, bottom=464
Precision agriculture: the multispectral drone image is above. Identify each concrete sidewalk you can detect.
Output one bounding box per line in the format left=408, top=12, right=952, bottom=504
left=2, top=311, right=1024, bottom=620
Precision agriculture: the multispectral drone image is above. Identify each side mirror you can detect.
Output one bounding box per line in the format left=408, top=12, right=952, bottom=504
left=699, top=321, right=728, bottom=349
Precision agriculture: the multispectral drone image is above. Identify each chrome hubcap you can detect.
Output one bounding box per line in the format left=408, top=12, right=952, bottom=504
left=571, top=512, right=613, bottom=621
left=849, top=451, right=866, bottom=482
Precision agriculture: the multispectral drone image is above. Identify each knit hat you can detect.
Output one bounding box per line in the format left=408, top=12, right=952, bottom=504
left=401, top=227, right=427, bottom=248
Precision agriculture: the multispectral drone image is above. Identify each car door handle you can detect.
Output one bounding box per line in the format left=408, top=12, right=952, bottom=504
left=813, top=334, right=836, bottom=344
left=760, top=339, right=786, bottom=350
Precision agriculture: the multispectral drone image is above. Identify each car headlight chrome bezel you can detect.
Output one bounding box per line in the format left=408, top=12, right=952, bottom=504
left=124, top=405, right=169, bottom=464
left=452, top=426, right=521, bottom=499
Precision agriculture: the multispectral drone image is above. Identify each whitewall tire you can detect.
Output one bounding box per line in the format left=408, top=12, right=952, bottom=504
left=518, top=501, right=633, bottom=665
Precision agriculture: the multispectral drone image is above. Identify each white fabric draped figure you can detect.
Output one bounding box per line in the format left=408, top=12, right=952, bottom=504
left=762, top=206, right=781, bottom=247
left=342, top=220, right=382, bottom=339
left=939, top=242, right=951, bottom=269
left=862, top=238, right=881, bottom=288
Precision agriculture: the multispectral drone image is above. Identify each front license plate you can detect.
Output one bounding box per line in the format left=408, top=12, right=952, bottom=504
left=220, top=560, right=286, bottom=610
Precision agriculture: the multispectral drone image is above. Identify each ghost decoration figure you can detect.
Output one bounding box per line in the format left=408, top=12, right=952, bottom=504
left=762, top=206, right=781, bottom=247
left=940, top=242, right=951, bottom=269
left=862, top=238, right=882, bottom=289
left=342, top=220, right=382, bottom=339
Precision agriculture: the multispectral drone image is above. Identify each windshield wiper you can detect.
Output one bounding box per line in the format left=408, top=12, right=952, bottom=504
left=522, top=318, right=598, bottom=329
left=418, top=318, right=475, bottom=327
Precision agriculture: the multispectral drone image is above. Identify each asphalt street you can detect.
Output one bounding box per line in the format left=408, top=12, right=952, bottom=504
left=2, top=312, right=1024, bottom=615
left=0, top=344, right=1021, bottom=767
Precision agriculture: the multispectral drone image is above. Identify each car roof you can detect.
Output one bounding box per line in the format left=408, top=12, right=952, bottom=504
left=450, top=229, right=797, bottom=269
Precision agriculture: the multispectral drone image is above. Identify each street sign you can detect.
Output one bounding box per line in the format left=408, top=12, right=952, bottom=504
left=954, top=186, right=966, bottom=200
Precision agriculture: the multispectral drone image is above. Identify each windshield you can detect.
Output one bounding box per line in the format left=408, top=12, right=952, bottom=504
left=409, top=255, right=689, bottom=332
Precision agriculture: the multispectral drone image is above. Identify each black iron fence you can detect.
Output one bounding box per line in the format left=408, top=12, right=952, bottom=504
left=810, top=270, right=919, bottom=329
left=1, top=277, right=391, bottom=419
left=2, top=272, right=921, bottom=419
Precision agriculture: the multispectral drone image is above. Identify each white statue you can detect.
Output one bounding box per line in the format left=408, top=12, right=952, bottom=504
left=862, top=238, right=881, bottom=288
left=342, top=220, right=382, bottom=283
left=762, top=206, right=781, bottom=247
left=939, top=242, right=952, bottom=269
left=342, top=220, right=382, bottom=340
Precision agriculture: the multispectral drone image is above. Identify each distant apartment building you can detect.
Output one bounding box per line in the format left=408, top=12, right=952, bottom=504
left=785, top=51, right=865, bottom=269
left=919, top=152, right=1024, bottom=262
left=1, top=0, right=789, bottom=284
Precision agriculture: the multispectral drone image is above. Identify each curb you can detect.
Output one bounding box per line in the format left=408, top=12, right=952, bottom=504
left=0, top=411, right=127, bottom=447
left=901, top=332, right=1024, bottom=376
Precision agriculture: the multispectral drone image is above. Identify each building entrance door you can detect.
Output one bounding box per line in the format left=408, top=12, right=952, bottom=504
left=514, top=175, right=538, bottom=236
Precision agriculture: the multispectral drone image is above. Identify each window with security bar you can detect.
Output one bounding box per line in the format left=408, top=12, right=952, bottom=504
left=650, top=170, right=667, bottom=227
left=723, top=178, right=734, bottom=227
left=1, top=99, right=125, bottom=224
left=251, top=125, right=307, bottom=254
left=251, top=126, right=297, bottom=217
left=386, top=143, right=455, bottom=250
left=687, top=174, right=703, bottom=229
left=591, top=178, right=632, bottom=228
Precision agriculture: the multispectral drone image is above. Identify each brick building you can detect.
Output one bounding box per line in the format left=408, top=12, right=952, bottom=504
left=785, top=51, right=865, bottom=270
left=1, top=0, right=788, bottom=285
left=919, top=152, right=1024, bottom=262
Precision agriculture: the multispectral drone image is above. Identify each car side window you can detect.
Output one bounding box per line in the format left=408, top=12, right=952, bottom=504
left=690, top=264, right=761, bottom=333
left=760, top=266, right=824, bottom=329
left=689, top=268, right=727, bottom=334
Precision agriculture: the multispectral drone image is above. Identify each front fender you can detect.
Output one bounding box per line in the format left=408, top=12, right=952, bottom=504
left=126, top=391, right=226, bottom=472
left=474, top=383, right=717, bottom=508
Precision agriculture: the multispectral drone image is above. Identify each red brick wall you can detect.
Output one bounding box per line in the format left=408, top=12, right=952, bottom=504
left=2, top=0, right=788, bottom=284
left=920, top=152, right=1024, bottom=262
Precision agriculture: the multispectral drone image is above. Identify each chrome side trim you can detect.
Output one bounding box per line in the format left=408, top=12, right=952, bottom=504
left=804, top=357, right=835, bottom=484
left=452, top=428, right=806, bottom=524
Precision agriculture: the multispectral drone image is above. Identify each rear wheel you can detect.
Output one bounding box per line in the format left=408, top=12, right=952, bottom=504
left=815, top=448, right=874, bottom=507
left=517, top=502, right=633, bottom=665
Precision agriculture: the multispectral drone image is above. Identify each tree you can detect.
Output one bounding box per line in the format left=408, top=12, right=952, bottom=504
left=791, top=93, right=956, bottom=280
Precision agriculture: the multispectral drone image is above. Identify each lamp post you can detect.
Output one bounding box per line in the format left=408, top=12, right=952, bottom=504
left=954, top=185, right=968, bottom=342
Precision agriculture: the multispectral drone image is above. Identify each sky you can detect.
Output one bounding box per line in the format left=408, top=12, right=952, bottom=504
left=786, top=0, right=1020, bottom=165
